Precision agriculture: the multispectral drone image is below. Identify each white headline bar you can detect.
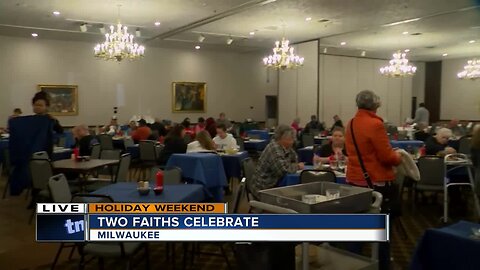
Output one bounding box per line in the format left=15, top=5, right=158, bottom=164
left=37, top=203, right=86, bottom=214
left=89, top=229, right=387, bottom=242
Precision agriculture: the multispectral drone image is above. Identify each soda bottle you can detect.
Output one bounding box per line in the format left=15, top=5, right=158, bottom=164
left=73, top=147, right=79, bottom=159
left=155, top=170, right=164, bottom=194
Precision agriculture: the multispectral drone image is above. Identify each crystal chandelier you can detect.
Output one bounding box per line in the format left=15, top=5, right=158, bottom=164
left=380, top=51, right=416, bottom=77
left=457, top=59, right=480, bottom=80
left=94, top=22, right=145, bottom=62
left=263, top=37, right=304, bottom=70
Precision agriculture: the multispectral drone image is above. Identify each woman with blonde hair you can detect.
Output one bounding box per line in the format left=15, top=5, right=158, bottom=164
left=187, top=130, right=216, bottom=153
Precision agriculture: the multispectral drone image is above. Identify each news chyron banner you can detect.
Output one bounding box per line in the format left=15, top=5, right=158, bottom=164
left=36, top=203, right=388, bottom=242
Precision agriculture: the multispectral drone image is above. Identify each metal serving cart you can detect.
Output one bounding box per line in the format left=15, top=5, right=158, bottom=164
left=257, top=182, right=382, bottom=270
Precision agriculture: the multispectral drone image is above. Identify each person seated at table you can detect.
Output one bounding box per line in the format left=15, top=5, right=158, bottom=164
left=414, top=122, right=430, bottom=142
left=187, top=130, right=216, bottom=153
left=213, top=124, right=239, bottom=150
left=248, top=125, right=304, bottom=199
left=32, top=91, right=63, bottom=135
left=205, top=117, right=217, bottom=138
left=313, top=127, right=347, bottom=164
left=181, top=117, right=195, bottom=137
left=159, top=125, right=188, bottom=165
left=303, top=115, right=324, bottom=134
left=447, top=119, right=466, bottom=138
left=150, top=118, right=167, bottom=138
left=330, top=115, right=344, bottom=133
left=102, top=116, right=119, bottom=136
left=216, top=112, right=232, bottom=131
left=131, top=119, right=152, bottom=143
left=72, top=124, right=96, bottom=156
left=425, top=128, right=456, bottom=156
left=290, top=117, right=302, bottom=135
left=9, top=108, right=22, bottom=119
left=194, top=117, right=206, bottom=134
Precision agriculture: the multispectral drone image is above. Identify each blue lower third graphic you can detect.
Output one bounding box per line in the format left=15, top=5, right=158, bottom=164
left=37, top=215, right=86, bottom=242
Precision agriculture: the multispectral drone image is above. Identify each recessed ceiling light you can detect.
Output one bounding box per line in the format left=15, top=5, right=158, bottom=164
left=340, top=41, right=346, bottom=46
left=31, top=33, right=38, bottom=37
left=469, top=40, right=476, bottom=44
left=52, top=11, right=60, bottom=16
left=226, top=37, right=233, bottom=45
left=154, top=21, right=161, bottom=26
left=442, top=53, right=448, bottom=57
left=361, top=51, right=366, bottom=57
left=249, top=31, right=256, bottom=36
left=404, top=49, right=410, bottom=52
left=402, top=31, right=409, bottom=35
left=305, top=17, right=312, bottom=21
left=195, top=45, right=201, bottom=50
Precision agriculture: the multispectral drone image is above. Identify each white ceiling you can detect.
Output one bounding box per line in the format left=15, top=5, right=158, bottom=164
left=0, top=0, right=479, bottom=60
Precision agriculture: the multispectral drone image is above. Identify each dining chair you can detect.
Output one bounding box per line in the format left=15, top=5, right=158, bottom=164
left=28, top=158, right=54, bottom=224
left=48, top=174, right=148, bottom=270
left=301, top=133, right=314, bottom=147
left=97, top=134, right=114, bottom=150
left=241, top=158, right=256, bottom=205
left=32, top=151, right=49, bottom=160
left=458, top=136, right=472, bottom=155
left=300, top=169, right=336, bottom=183
left=90, top=143, right=101, bottom=159
left=149, top=166, right=183, bottom=184
left=86, top=154, right=131, bottom=192
left=235, top=137, right=245, bottom=151
left=135, top=140, right=159, bottom=180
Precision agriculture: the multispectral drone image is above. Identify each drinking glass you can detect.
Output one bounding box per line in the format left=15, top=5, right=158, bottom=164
left=326, top=189, right=340, bottom=200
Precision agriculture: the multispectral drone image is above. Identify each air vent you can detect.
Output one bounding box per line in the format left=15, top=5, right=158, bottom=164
left=410, top=32, right=422, bottom=36
left=317, top=19, right=330, bottom=23
left=425, top=46, right=435, bottom=49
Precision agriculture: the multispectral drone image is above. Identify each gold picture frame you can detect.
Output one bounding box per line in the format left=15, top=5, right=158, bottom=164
left=172, top=82, right=206, bottom=113
left=37, top=84, right=78, bottom=116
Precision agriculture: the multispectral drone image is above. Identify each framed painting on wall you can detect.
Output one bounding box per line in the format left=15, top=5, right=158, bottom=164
left=38, top=85, right=78, bottom=116
left=172, top=82, right=206, bottom=113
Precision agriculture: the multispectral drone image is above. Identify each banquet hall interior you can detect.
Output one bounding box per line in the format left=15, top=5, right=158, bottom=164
left=1, top=0, right=480, bottom=269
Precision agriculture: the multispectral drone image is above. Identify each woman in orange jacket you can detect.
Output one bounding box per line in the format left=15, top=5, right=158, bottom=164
left=345, top=90, right=401, bottom=270
left=345, top=90, right=401, bottom=186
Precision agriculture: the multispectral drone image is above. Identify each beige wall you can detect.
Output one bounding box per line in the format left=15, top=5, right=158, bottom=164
left=278, top=40, right=318, bottom=126
left=0, top=35, right=277, bottom=127
left=319, top=55, right=413, bottom=127
left=441, top=57, right=480, bottom=120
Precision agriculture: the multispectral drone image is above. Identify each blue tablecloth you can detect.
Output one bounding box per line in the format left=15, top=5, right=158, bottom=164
left=390, top=140, right=424, bottom=149
left=1, top=140, right=71, bottom=162
left=247, top=130, right=270, bottom=140
left=244, top=140, right=268, bottom=151
left=279, top=172, right=347, bottom=186
left=166, top=153, right=227, bottom=202
left=92, top=182, right=205, bottom=203
left=297, top=147, right=314, bottom=164
left=411, top=221, right=480, bottom=270
left=221, top=151, right=249, bottom=179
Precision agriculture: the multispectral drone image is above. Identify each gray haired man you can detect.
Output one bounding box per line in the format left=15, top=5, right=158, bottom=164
left=248, top=125, right=304, bottom=199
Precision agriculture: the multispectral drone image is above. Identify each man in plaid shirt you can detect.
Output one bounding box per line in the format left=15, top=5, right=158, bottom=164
left=249, top=125, right=304, bottom=199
